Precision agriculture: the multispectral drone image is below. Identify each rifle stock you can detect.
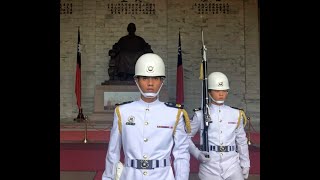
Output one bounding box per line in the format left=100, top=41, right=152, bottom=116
left=201, top=30, right=212, bottom=156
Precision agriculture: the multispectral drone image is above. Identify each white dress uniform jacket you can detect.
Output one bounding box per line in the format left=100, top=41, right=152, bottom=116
left=102, top=98, right=190, bottom=180
left=189, top=103, right=250, bottom=180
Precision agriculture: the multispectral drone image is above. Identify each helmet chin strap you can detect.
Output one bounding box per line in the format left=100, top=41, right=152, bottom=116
left=209, top=94, right=224, bottom=104
left=135, top=80, right=164, bottom=99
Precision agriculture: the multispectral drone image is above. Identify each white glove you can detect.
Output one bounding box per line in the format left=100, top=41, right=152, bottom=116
left=198, top=151, right=211, bottom=163
left=242, top=167, right=250, bottom=179
left=115, top=161, right=123, bottom=180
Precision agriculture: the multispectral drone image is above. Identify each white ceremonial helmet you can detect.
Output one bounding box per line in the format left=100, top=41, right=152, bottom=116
left=134, top=53, right=166, bottom=99
left=208, top=72, right=230, bottom=90
left=134, top=53, right=166, bottom=77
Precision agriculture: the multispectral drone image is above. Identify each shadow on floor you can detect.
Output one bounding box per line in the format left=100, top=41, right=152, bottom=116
left=189, top=173, right=260, bottom=180
left=60, top=171, right=260, bottom=180
left=60, top=171, right=96, bottom=180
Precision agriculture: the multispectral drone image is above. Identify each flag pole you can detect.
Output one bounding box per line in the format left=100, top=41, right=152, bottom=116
left=176, top=29, right=184, bottom=104
left=82, top=115, right=89, bottom=143
left=74, top=107, right=85, bottom=122
left=74, top=26, right=85, bottom=122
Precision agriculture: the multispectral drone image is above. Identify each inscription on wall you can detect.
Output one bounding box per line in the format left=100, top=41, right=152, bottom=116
left=107, top=0, right=156, bottom=15
left=60, top=2, right=73, bottom=15
left=193, top=0, right=230, bottom=14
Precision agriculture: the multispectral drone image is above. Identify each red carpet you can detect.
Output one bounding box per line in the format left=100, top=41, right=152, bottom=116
left=61, top=130, right=260, bottom=179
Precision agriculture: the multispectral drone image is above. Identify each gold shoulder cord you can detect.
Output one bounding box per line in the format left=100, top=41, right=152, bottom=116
left=173, top=109, right=191, bottom=136
left=240, top=110, right=248, bottom=127
left=182, top=109, right=191, bottom=133
left=236, top=109, right=247, bottom=128
left=237, top=109, right=251, bottom=145
left=115, top=106, right=122, bottom=135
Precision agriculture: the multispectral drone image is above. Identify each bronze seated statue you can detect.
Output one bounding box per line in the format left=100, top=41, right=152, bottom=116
left=108, top=23, right=153, bottom=81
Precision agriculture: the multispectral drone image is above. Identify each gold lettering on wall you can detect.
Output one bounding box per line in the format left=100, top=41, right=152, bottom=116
left=107, top=0, right=156, bottom=15
left=60, top=2, right=73, bottom=15
left=193, top=0, right=230, bottom=14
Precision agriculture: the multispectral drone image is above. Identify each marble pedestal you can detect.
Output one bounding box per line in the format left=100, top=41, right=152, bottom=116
left=89, top=84, right=168, bottom=124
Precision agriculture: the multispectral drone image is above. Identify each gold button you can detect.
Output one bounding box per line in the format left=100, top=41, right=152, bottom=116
left=143, top=171, right=148, bottom=175
left=220, top=152, right=223, bottom=156
left=145, top=121, right=149, bottom=125
left=219, top=110, right=221, bottom=112
left=143, top=155, right=147, bottom=159
left=144, top=138, right=148, bottom=142
left=219, top=119, right=222, bottom=122
left=146, top=108, right=149, bottom=111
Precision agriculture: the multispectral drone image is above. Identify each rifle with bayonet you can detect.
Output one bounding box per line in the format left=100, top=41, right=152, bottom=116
left=200, top=29, right=212, bottom=157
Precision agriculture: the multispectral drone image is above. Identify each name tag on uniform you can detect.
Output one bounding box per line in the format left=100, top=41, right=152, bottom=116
left=228, top=121, right=237, bottom=124
left=157, top=125, right=173, bottom=129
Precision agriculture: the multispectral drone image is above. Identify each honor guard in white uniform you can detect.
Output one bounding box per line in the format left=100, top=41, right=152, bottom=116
left=189, top=72, right=250, bottom=180
left=102, top=53, right=191, bottom=180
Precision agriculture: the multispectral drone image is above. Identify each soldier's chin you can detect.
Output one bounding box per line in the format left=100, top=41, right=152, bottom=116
left=143, top=93, right=157, bottom=98
left=215, top=101, right=224, bottom=104
left=212, top=98, right=224, bottom=104
left=209, top=95, right=224, bottom=104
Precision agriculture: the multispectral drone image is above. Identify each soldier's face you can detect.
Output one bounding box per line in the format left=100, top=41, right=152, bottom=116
left=137, top=76, right=163, bottom=93
left=209, top=90, right=228, bottom=101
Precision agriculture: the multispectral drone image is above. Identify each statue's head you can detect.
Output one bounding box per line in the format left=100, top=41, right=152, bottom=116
left=127, top=23, right=136, bottom=34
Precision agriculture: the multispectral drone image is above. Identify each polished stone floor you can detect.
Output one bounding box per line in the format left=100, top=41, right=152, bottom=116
left=60, top=171, right=260, bottom=180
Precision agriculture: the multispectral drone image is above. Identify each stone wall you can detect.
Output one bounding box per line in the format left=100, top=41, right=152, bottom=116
left=60, top=0, right=260, bottom=129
